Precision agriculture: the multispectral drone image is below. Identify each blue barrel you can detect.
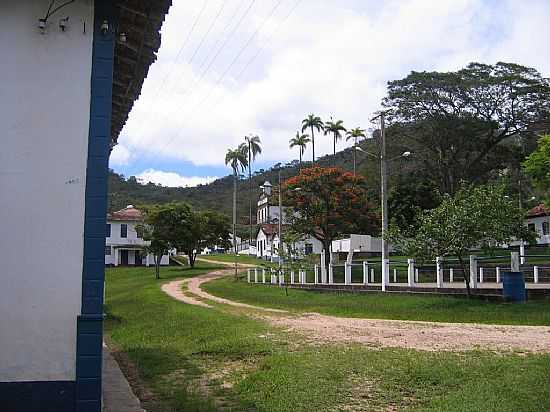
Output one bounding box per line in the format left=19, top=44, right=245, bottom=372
left=502, top=271, right=526, bottom=302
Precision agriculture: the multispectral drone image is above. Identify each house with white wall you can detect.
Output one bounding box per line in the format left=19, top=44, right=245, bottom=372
left=526, top=204, right=550, bottom=245
left=105, top=205, right=171, bottom=266
left=0, top=2, right=171, bottom=411
left=255, top=182, right=323, bottom=260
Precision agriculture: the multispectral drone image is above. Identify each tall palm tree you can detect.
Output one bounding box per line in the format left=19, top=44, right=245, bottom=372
left=301, top=114, right=324, bottom=163
left=244, top=134, right=262, bottom=253
left=346, top=127, right=366, bottom=176
left=324, top=118, right=347, bottom=159
left=225, top=144, right=248, bottom=270
left=289, top=132, right=311, bottom=170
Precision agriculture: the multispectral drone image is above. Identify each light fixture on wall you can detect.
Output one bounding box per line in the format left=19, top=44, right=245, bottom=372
left=100, top=20, right=109, bottom=34
left=119, top=32, right=127, bottom=43
left=38, top=0, right=76, bottom=34
left=59, top=17, right=69, bottom=32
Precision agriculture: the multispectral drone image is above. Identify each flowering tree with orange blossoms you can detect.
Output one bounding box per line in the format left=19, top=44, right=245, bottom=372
left=283, top=166, right=380, bottom=270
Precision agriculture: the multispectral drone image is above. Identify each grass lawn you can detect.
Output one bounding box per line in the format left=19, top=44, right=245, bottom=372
left=203, top=277, right=550, bottom=326
left=105, top=264, right=550, bottom=411
left=198, top=253, right=266, bottom=265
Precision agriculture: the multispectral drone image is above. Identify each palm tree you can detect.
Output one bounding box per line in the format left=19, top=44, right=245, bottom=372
left=301, top=114, right=324, bottom=163
left=225, top=144, right=248, bottom=272
left=289, top=132, right=311, bottom=170
left=244, top=134, right=262, bottom=253
left=324, top=118, right=347, bottom=159
left=346, top=127, right=366, bottom=176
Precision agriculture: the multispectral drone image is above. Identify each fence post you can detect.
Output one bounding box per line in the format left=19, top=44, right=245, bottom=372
left=279, top=269, right=284, bottom=285
left=534, top=266, right=539, bottom=284
left=301, top=269, right=306, bottom=285
left=469, top=256, right=478, bottom=289
left=511, top=252, right=520, bottom=272
left=449, top=268, right=454, bottom=283
left=329, top=264, right=334, bottom=284
left=345, top=263, right=352, bottom=285
left=407, top=259, right=415, bottom=287
left=520, top=242, right=525, bottom=265
left=496, top=266, right=501, bottom=283
left=415, top=268, right=419, bottom=283
left=363, top=261, right=369, bottom=285
left=314, top=264, right=319, bottom=284
left=370, top=268, right=375, bottom=283
left=436, top=256, right=443, bottom=288
left=393, top=268, right=397, bottom=283
left=479, top=267, right=484, bottom=284
left=290, top=270, right=295, bottom=284
left=262, top=269, right=266, bottom=284
left=247, top=269, right=251, bottom=283
left=381, top=259, right=389, bottom=292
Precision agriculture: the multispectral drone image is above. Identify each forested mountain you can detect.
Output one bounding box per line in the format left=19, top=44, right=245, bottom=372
left=108, top=147, right=359, bottom=222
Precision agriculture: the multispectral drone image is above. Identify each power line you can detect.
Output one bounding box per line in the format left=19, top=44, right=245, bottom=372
left=133, top=1, right=211, bottom=132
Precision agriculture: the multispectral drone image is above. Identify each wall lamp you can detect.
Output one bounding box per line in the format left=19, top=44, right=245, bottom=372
left=100, top=19, right=127, bottom=43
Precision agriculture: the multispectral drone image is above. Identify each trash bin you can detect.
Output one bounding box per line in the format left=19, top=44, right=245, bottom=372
left=502, top=271, right=526, bottom=302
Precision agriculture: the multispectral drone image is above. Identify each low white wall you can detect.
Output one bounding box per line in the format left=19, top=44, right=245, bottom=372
left=0, top=1, right=94, bottom=382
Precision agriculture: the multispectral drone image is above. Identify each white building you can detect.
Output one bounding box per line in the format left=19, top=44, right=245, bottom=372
left=255, top=182, right=323, bottom=260
left=105, top=205, right=171, bottom=266
left=0, top=2, right=171, bottom=411
left=526, top=204, right=550, bottom=245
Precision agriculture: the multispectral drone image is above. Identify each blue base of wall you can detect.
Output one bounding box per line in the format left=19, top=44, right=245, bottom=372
left=0, top=381, right=75, bottom=412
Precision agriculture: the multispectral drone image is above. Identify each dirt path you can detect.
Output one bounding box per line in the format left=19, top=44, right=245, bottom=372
left=162, top=270, right=550, bottom=353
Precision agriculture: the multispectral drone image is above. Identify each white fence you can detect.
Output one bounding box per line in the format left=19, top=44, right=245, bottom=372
left=246, top=253, right=550, bottom=290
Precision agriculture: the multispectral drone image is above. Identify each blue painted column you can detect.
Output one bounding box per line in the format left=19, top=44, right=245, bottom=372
left=75, top=1, right=115, bottom=411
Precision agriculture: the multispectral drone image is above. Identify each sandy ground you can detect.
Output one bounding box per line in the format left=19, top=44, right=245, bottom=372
left=162, top=270, right=550, bottom=353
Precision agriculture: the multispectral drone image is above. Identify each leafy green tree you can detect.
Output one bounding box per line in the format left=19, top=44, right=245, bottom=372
left=137, top=204, right=176, bottom=279
left=523, top=134, right=550, bottom=203
left=302, top=114, right=324, bottom=163
left=289, top=131, right=311, bottom=169
left=284, top=166, right=380, bottom=271
left=346, top=127, right=366, bottom=176
left=387, top=184, right=536, bottom=296
left=244, top=134, right=262, bottom=248
left=324, top=118, right=347, bottom=158
left=383, top=62, right=550, bottom=194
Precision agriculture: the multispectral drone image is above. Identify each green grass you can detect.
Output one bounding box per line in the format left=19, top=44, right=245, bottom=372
left=105, top=264, right=550, bottom=411
left=203, top=277, right=550, bottom=326
left=198, top=253, right=266, bottom=265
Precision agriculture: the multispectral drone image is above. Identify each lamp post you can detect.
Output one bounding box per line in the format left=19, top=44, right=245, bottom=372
left=356, top=115, right=411, bottom=291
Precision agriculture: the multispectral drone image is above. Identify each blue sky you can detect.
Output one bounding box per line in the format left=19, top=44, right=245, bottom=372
left=111, top=0, right=550, bottom=187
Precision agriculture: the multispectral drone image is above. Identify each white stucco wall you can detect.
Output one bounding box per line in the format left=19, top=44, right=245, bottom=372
left=0, top=1, right=94, bottom=382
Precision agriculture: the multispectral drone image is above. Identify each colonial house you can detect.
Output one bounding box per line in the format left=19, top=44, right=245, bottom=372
left=0, top=2, right=171, bottom=411
left=526, top=204, right=550, bottom=245
left=255, top=182, right=323, bottom=260
left=105, top=205, right=171, bottom=266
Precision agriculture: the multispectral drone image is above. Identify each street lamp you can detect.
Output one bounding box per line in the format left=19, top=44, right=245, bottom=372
left=356, top=138, right=412, bottom=291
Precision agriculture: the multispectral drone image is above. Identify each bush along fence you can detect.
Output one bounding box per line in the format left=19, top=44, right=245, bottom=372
left=246, top=252, right=550, bottom=292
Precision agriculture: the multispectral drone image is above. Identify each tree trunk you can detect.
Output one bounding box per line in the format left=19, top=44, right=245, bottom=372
left=311, top=126, right=315, bottom=163
left=154, top=254, right=160, bottom=279
left=299, top=150, right=302, bottom=171
left=323, top=238, right=331, bottom=276
left=353, top=141, right=357, bottom=177
left=188, top=251, right=195, bottom=268
left=333, top=133, right=336, bottom=157
left=248, top=143, right=252, bottom=255
left=457, top=255, right=471, bottom=298
left=233, top=170, right=238, bottom=280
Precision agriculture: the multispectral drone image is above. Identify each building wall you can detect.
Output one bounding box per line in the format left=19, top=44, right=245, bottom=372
left=0, top=0, right=94, bottom=383
left=105, top=220, right=171, bottom=265
left=526, top=215, right=550, bottom=245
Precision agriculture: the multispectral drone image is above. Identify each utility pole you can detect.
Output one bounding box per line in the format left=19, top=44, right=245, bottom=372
left=278, top=168, right=283, bottom=270
left=380, top=113, right=389, bottom=291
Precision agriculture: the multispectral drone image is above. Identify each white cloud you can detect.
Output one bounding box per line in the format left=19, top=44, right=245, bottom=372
left=136, top=169, right=218, bottom=187
left=109, top=144, right=131, bottom=166
left=117, top=0, right=550, bottom=170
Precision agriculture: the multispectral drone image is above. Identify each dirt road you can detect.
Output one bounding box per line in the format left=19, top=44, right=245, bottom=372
left=162, top=269, right=550, bottom=353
